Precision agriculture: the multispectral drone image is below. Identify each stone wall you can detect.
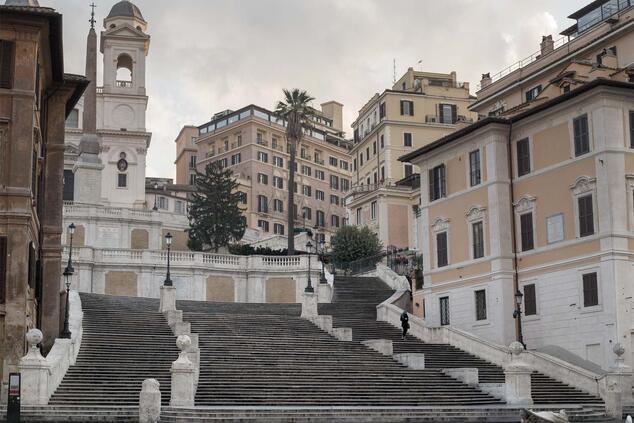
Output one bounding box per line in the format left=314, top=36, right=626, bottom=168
left=105, top=271, right=138, bottom=296
left=206, top=276, right=234, bottom=302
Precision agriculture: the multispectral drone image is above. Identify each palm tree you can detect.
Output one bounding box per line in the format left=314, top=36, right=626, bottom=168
left=275, top=89, right=315, bottom=255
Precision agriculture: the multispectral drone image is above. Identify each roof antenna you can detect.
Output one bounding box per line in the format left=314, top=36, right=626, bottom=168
left=393, top=59, right=396, bottom=83
left=418, top=59, right=422, bottom=71
left=89, top=2, right=96, bottom=29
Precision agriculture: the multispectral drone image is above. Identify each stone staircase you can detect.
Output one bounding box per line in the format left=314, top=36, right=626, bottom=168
left=319, top=276, right=605, bottom=409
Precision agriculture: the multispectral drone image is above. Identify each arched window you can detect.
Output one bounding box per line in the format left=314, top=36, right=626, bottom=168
left=115, top=53, right=133, bottom=87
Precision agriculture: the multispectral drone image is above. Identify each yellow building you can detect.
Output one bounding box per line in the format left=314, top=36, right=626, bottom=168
left=347, top=68, right=477, bottom=249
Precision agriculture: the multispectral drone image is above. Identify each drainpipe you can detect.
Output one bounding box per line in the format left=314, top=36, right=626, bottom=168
left=506, top=121, right=522, bottom=345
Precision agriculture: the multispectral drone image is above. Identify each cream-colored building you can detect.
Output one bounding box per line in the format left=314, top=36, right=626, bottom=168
left=187, top=103, right=353, bottom=245
left=174, top=125, right=199, bottom=185
left=347, top=68, right=477, bottom=249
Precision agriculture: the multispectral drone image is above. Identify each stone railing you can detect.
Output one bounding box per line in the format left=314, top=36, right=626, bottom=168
left=63, top=201, right=182, bottom=222
left=377, top=300, right=608, bottom=399
left=19, top=291, right=83, bottom=405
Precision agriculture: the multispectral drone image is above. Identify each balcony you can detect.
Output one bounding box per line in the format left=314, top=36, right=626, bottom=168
left=314, top=158, right=324, bottom=165
left=256, top=138, right=269, bottom=147
left=115, top=80, right=132, bottom=88
left=347, top=179, right=415, bottom=198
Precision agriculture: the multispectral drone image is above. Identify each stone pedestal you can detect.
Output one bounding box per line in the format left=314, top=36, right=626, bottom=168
left=604, top=343, right=634, bottom=418
left=504, top=341, right=533, bottom=405
left=394, top=353, right=426, bottom=370
left=160, top=286, right=177, bottom=313
left=165, top=310, right=183, bottom=327
left=301, top=292, right=318, bottom=319
left=170, top=335, right=195, bottom=407
left=139, top=379, right=161, bottom=423
left=332, top=327, right=352, bottom=342
left=19, top=329, right=50, bottom=405
left=362, top=339, right=393, bottom=356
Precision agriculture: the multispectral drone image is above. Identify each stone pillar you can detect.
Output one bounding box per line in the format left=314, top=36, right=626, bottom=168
left=160, top=285, right=176, bottom=313
left=605, top=344, right=634, bottom=418
left=504, top=341, right=532, bottom=405
left=18, top=329, right=50, bottom=405
left=139, top=379, right=161, bottom=423
left=300, top=291, right=318, bottom=319
left=170, top=335, right=195, bottom=407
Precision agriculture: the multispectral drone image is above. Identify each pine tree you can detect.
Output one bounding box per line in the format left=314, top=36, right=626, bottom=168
left=187, top=162, right=246, bottom=252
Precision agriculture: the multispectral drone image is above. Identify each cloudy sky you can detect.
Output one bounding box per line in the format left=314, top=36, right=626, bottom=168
left=50, top=0, right=588, bottom=179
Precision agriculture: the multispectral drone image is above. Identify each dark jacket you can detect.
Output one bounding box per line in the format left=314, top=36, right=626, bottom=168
left=400, top=313, right=409, bottom=329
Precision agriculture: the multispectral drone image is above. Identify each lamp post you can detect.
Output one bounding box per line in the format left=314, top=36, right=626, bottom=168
left=305, top=240, right=314, bottom=293
left=61, top=223, right=75, bottom=339
left=318, top=238, right=326, bottom=284
left=152, top=182, right=159, bottom=211
left=164, top=232, right=173, bottom=287
left=513, top=289, right=525, bottom=348
left=330, top=238, right=337, bottom=277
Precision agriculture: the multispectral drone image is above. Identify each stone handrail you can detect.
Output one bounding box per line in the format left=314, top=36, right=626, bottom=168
left=374, top=263, right=410, bottom=291
left=63, top=202, right=183, bottom=221
left=377, top=300, right=606, bottom=399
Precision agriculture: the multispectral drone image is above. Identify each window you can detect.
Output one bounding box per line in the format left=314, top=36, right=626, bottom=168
left=302, top=207, right=312, bottom=221
left=371, top=201, right=377, bottom=220
left=380, top=134, right=384, bottom=149
left=329, top=156, right=338, bottom=167
left=381, top=166, right=385, bottom=181
left=189, top=173, right=196, bottom=186
left=582, top=272, right=598, bottom=307
left=66, top=109, right=79, bottom=128
left=516, top=138, right=531, bottom=177
left=439, top=296, right=450, bottom=326
left=331, top=215, right=340, bottom=228
left=257, top=195, right=268, bottom=213
left=475, top=290, right=487, bottom=321
left=157, top=196, right=168, bottom=210
left=258, top=220, right=270, bottom=232
left=524, top=284, right=536, bottom=316
left=404, top=132, right=412, bottom=147
left=469, top=150, right=481, bottom=187
left=630, top=111, right=634, bottom=149
left=302, top=185, right=312, bottom=196
left=175, top=200, right=184, bottom=214
left=257, top=173, right=268, bottom=185
left=238, top=191, right=247, bottom=204
left=301, top=165, right=312, bottom=176
left=315, top=170, right=325, bottom=180
left=436, top=232, right=448, bottom=267
left=274, top=223, right=284, bottom=235
left=257, top=151, right=268, bottom=163
left=400, top=100, right=414, bottom=116
left=273, top=176, right=283, bottom=189
left=231, top=153, right=241, bottom=165
left=0, top=236, right=6, bottom=304
left=316, top=190, right=325, bottom=201
left=0, top=41, right=15, bottom=89
left=217, top=158, right=228, bottom=168
left=373, top=142, right=377, bottom=155
left=341, top=179, right=350, bottom=192
left=379, top=102, right=386, bottom=119
left=356, top=208, right=362, bottom=225
left=520, top=213, right=534, bottom=251
left=366, top=147, right=370, bottom=161
left=63, top=169, right=74, bottom=201
left=316, top=210, right=325, bottom=227
left=117, top=173, right=127, bottom=188
left=353, top=159, right=357, bottom=172
left=190, top=155, right=197, bottom=169
left=273, top=199, right=284, bottom=213
left=429, top=164, right=446, bottom=201
left=578, top=194, right=595, bottom=237
left=274, top=156, right=284, bottom=167
left=404, top=164, right=413, bottom=178
left=439, top=104, right=457, bottom=124
left=573, top=115, right=590, bottom=157
left=472, top=221, right=484, bottom=259
left=330, top=194, right=339, bottom=206
left=330, top=175, right=339, bottom=190
left=340, top=161, right=349, bottom=171
left=360, top=154, right=364, bottom=166
left=525, top=85, right=542, bottom=102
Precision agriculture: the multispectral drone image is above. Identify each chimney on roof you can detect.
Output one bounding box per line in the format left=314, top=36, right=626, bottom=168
left=321, top=101, right=343, bottom=132
left=541, top=35, right=554, bottom=57
left=480, top=73, right=492, bottom=89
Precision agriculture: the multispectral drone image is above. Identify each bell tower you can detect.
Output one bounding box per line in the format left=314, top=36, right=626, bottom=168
left=98, top=0, right=151, bottom=208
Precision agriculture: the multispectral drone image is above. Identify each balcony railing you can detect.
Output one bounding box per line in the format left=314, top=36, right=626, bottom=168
left=314, top=158, right=324, bottom=165
left=348, top=179, right=414, bottom=196
left=115, top=80, right=132, bottom=88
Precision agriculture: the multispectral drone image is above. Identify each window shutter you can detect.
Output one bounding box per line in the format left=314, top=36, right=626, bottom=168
left=524, top=284, right=536, bottom=315
left=428, top=169, right=434, bottom=201
left=0, top=41, right=15, bottom=89
left=409, top=101, right=414, bottom=116
left=400, top=101, right=404, bottom=115
left=451, top=105, right=457, bottom=123
left=440, top=164, right=446, bottom=197
left=630, top=111, right=634, bottom=149
left=438, top=104, right=444, bottom=123
left=0, top=236, right=6, bottom=304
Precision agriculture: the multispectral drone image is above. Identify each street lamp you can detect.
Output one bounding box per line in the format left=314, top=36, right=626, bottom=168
left=152, top=182, right=159, bottom=211
left=61, top=223, right=75, bottom=339
left=513, top=289, right=525, bottom=347
left=318, top=237, right=326, bottom=284
left=305, top=240, right=314, bottom=293
left=330, top=238, right=337, bottom=277
left=164, top=232, right=173, bottom=287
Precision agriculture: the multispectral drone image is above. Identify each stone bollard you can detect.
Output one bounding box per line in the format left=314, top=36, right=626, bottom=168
left=362, top=339, right=393, bottom=356
left=160, top=285, right=177, bottom=313
left=139, top=379, right=161, bottom=423
left=504, top=341, right=533, bottom=405
left=332, top=327, right=352, bottom=342
left=170, top=335, right=195, bottom=407
left=19, top=329, right=51, bottom=405
left=394, top=353, right=426, bottom=370
left=301, top=291, right=318, bottom=319
left=604, top=343, right=634, bottom=418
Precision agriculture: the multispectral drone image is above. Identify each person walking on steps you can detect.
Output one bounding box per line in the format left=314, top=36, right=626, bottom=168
left=400, top=311, right=409, bottom=339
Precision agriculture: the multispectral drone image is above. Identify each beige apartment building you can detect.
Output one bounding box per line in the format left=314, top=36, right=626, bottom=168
left=400, top=0, right=634, bottom=371
left=188, top=103, right=353, bottom=245
left=347, top=69, right=477, bottom=249
left=174, top=125, right=199, bottom=185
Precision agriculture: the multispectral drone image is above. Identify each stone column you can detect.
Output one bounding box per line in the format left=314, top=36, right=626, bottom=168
left=18, top=329, right=50, bottom=405
left=139, top=379, right=161, bottom=423
left=300, top=291, right=318, bottom=319
left=170, top=335, right=195, bottom=407
left=504, top=341, right=533, bottom=405
left=160, top=285, right=177, bottom=312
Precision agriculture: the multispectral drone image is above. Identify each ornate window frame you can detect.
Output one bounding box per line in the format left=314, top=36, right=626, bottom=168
left=431, top=217, right=450, bottom=268
left=513, top=194, right=537, bottom=252
left=627, top=175, right=634, bottom=232
left=570, top=176, right=597, bottom=238
left=466, top=206, right=487, bottom=260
